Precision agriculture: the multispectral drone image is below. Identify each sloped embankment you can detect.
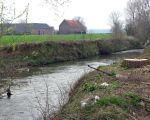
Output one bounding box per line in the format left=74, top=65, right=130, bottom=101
left=0, top=38, right=141, bottom=67
left=52, top=63, right=150, bottom=120
left=51, top=45, right=150, bottom=120
left=0, top=38, right=142, bottom=79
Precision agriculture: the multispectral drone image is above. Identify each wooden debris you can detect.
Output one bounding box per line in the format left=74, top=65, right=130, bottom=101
left=88, top=65, right=115, bottom=77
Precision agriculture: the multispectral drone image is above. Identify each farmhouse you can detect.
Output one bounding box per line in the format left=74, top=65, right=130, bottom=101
left=59, top=19, right=86, bottom=34
left=1, top=23, right=55, bottom=35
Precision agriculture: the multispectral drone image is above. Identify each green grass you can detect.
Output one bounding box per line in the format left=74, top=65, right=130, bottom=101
left=82, top=82, right=98, bottom=92
left=96, top=96, right=125, bottom=107
left=0, top=33, right=111, bottom=47
left=124, top=92, right=143, bottom=108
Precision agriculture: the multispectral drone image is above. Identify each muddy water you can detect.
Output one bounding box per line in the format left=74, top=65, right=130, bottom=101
left=0, top=49, right=143, bottom=120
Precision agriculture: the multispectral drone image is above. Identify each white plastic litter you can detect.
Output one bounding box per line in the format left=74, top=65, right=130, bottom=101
left=81, top=101, right=87, bottom=108
left=100, top=82, right=109, bottom=87
left=80, top=95, right=100, bottom=108
left=94, top=95, right=100, bottom=102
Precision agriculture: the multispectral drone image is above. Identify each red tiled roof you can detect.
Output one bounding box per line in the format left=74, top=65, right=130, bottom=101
left=65, top=20, right=80, bottom=27
left=59, top=19, right=86, bottom=34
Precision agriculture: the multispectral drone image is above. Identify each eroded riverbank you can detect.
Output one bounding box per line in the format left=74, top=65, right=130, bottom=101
left=0, top=38, right=142, bottom=77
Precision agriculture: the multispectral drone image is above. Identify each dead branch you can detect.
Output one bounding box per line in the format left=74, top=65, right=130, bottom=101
left=87, top=65, right=115, bottom=77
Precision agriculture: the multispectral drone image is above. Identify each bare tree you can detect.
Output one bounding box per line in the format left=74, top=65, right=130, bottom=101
left=44, top=0, right=70, bottom=6
left=109, top=12, right=124, bottom=39
left=44, top=0, right=71, bottom=16
left=0, top=0, right=29, bottom=36
left=125, top=0, right=150, bottom=41
left=73, top=16, right=87, bottom=33
left=73, top=16, right=85, bottom=26
left=125, top=0, right=137, bottom=36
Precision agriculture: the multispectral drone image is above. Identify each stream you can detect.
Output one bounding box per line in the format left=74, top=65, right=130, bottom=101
left=0, top=49, right=143, bottom=120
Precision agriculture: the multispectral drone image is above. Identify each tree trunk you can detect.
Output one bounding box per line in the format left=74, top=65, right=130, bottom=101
left=122, top=59, right=150, bottom=68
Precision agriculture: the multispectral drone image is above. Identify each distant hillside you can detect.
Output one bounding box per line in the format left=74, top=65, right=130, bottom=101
left=87, top=29, right=111, bottom=34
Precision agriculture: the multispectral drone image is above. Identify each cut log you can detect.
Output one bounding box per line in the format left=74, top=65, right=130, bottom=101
left=122, top=59, right=150, bottom=68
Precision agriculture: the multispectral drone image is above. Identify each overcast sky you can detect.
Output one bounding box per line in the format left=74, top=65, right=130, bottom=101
left=13, top=0, right=129, bottom=30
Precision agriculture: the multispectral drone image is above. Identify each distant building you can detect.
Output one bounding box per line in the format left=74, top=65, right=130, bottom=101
left=0, top=23, right=55, bottom=35
left=59, top=19, right=86, bottom=34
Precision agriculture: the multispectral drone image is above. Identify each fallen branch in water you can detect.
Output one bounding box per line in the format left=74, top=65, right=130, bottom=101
left=88, top=65, right=116, bottom=77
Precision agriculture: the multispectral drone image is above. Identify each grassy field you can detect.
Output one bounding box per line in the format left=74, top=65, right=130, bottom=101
left=0, top=33, right=111, bottom=47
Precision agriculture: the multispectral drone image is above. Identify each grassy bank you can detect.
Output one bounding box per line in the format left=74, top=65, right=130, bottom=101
left=53, top=63, right=150, bottom=120
left=0, top=37, right=142, bottom=78
left=0, top=34, right=111, bottom=47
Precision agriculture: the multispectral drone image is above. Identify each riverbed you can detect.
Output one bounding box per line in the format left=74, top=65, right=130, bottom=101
left=0, top=49, right=143, bottom=120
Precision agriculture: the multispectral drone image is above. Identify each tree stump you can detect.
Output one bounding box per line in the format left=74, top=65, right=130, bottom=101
left=122, top=59, right=150, bottom=68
